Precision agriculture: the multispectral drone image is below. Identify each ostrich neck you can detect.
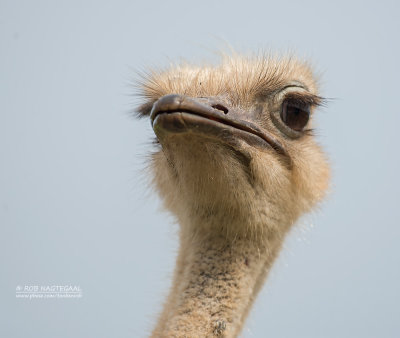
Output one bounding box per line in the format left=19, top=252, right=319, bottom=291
left=152, top=216, right=287, bottom=338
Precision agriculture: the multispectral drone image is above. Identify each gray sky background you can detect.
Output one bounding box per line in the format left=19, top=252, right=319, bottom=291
left=1, top=1, right=399, bottom=337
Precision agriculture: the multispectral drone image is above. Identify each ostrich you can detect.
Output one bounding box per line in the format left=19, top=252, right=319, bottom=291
left=135, top=54, right=330, bottom=337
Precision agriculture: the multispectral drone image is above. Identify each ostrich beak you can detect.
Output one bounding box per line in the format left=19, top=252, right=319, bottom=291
left=150, top=94, right=290, bottom=161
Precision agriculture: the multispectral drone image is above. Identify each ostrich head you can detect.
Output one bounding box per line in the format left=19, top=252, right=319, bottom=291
left=137, top=54, right=329, bottom=241
left=136, top=53, right=330, bottom=337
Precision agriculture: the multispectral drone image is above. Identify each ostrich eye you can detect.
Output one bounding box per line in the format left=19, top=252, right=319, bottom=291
left=280, top=101, right=310, bottom=131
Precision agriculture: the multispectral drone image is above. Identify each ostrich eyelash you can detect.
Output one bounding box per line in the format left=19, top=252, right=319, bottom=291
left=283, top=93, right=328, bottom=108
left=135, top=100, right=155, bottom=118
left=302, top=128, right=316, bottom=136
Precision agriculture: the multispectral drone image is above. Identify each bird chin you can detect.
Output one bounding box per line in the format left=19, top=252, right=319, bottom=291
left=152, top=112, right=272, bottom=153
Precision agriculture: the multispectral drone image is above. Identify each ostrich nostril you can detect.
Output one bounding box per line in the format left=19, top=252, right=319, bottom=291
left=212, top=104, right=229, bottom=114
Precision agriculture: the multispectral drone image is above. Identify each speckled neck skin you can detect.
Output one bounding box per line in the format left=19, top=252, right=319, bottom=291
left=152, top=227, right=285, bottom=338
left=147, top=131, right=327, bottom=337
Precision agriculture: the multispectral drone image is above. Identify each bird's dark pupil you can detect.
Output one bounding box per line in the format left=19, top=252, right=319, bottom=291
left=283, top=104, right=309, bottom=131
